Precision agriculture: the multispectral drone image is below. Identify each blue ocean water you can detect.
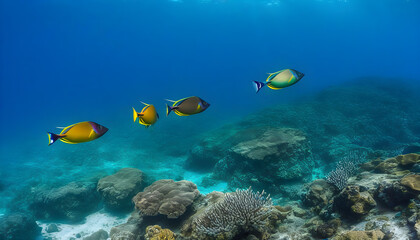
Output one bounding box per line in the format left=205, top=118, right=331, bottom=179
left=1, top=0, right=420, bottom=238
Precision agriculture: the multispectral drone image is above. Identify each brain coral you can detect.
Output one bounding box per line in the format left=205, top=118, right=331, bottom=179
left=132, top=179, right=200, bottom=219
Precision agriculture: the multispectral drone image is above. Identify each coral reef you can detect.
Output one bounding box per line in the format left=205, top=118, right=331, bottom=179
left=29, top=181, right=100, bottom=222
left=132, top=179, right=200, bottom=219
left=97, top=168, right=146, bottom=211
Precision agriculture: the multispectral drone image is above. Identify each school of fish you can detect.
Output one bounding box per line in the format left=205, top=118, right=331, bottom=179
left=47, top=68, right=304, bottom=145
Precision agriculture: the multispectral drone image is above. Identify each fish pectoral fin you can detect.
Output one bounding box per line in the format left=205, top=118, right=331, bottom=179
left=88, top=129, right=95, bottom=138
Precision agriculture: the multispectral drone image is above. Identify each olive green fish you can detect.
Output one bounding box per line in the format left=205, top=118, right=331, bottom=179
left=253, top=69, right=304, bottom=93
left=165, top=96, right=210, bottom=116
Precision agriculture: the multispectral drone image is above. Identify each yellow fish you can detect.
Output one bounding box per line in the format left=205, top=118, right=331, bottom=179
left=47, top=121, right=108, bottom=146
left=132, top=101, right=159, bottom=128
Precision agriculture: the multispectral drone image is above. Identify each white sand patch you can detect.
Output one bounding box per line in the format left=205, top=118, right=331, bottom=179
left=38, top=209, right=129, bottom=240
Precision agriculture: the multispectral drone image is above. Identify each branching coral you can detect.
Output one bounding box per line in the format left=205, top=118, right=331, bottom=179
left=194, top=187, right=272, bottom=237
left=326, top=160, right=360, bottom=190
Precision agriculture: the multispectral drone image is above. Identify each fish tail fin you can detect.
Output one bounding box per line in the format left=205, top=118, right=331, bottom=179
left=166, top=104, right=172, bottom=116
left=133, top=107, right=138, bottom=122
left=47, top=132, right=64, bottom=146
left=253, top=81, right=265, bottom=93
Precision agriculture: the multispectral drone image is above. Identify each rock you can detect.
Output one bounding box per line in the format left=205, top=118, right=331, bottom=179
left=83, top=229, right=108, bottom=240
left=333, top=185, right=376, bottom=220
left=292, top=206, right=308, bottom=218
left=396, top=153, right=420, bottom=167
left=29, top=182, right=100, bottom=222
left=400, top=174, right=420, bottom=192
left=206, top=128, right=314, bottom=195
left=0, top=213, right=41, bottom=240
left=311, top=218, right=341, bottom=239
left=334, top=230, right=385, bottom=240
left=110, top=212, right=143, bottom=240
left=46, top=223, right=59, bottom=233
left=375, top=158, right=399, bottom=174
left=230, top=128, right=313, bottom=181
left=133, top=179, right=200, bottom=219
left=302, top=179, right=338, bottom=213
left=97, top=168, right=146, bottom=211
left=375, top=180, right=415, bottom=208
left=144, top=225, right=175, bottom=240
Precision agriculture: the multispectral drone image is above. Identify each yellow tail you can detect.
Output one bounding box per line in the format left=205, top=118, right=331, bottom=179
left=132, top=107, right=138, bottom=122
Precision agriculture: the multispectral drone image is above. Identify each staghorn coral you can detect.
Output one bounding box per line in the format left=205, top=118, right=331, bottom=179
left=194, top=187, right=272, bottom=237
left=144, top=225, right=175, bottom=240
left=132, top=179, right=199, bottom=219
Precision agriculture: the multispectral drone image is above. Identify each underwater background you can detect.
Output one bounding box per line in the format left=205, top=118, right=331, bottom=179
left=1, top=0, right=420, bottom=239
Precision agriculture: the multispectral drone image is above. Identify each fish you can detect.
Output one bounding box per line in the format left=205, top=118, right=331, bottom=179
left=253, top=69, right=305, bottom=93
left=132, top=101, right=159, bottom=128
left=165, top=96, right=210, bottom=116
left=47, top=121, right=108, bottom=146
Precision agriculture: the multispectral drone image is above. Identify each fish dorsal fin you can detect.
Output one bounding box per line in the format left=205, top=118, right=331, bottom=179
left=56, top=127, right=66, bottom=129
left=139, top=101, right=149, bottom=106
left=141, top=105, right=149, bottom=114
left=173, top=97, right=192, bottom=106
left=59, top=124, right=76, bottom=135
left=165, top=99, right=177, bottom=103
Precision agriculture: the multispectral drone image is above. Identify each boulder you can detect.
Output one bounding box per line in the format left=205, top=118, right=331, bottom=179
left=97, top=168, right=146, bottom=211
left=29, top=181, right=100, bottom=222
left=229, top=128, right=313, bottom=181
left=83, top=229, right=108, bottom=240
left=333, top=185, right=376, bottom=220
left=133, top=180, right=200, bottom=219
left=203, top=128, right=313, bottom=194
left=375, top=180, right=415, bottom=208
left=311, top=218, right=341, bottom=239
left=110, top=212, right=143, bottom=240
left=302, top=179, right=338, bottom=213
left=0, top=213, right=41, bottom=240
left=46, top=223, right=59, bottom=233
